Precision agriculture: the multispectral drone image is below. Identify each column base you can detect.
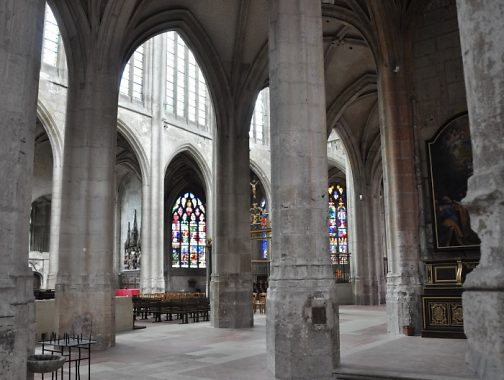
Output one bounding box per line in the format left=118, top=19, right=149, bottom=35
left=267, top=278, right=339, bottom=380
left=385, top=277, right=422, bottom=334
left=55, top=278, right=115, bottom=350
left=463, top=290, right=504, bottom=380
left=354, top=277, right=384, bottom=305
left=210, top=273, right=253, bottom=328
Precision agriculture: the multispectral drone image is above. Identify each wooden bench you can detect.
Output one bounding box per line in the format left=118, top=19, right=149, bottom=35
left=133, top=297, right=210, bottom=324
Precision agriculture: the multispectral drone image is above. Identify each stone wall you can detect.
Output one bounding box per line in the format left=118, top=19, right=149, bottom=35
left=35, top=297, right=133, bottom=339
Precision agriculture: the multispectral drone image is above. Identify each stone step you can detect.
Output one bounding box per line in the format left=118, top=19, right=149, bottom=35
left=334, top=366, right=477, bottom=380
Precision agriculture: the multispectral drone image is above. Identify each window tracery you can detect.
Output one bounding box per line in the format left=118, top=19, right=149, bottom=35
left=165, top=32, right=209, bottom=130
left=328, top=183, right=348, bottom=264
left=171, top=192, right=207, bottom=268
left=42, top=5, right=60, bottom=67
left=120, top=46, right=145, bottom=102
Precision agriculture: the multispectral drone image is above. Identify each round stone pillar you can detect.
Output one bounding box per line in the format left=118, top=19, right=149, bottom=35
left=210, top=118, right=253, bottom=328
left=55, top=67, right=120, bottom=349
left=0, top=1, right=45, bottom=379
left=267, top=1, right=339, bottom=379
left=368, top=2, right=423, bottom=334
left=378, top=64, right=422, bottom=334
left=457, top=2, right=504, bottom=379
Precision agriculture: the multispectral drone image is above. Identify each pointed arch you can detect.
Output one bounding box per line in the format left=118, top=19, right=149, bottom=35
left=165, top=143, right=212, bottom=199
left=117, top=118, right=150, bottom=183
left=326, top=73, right=378, bottom=139
left=121, top=8, right=231, bottom=134
left=37, top=101, right=63, bottom=167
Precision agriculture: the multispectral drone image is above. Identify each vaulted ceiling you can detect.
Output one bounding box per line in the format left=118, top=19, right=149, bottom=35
left=50, top=0, right=390, bottom=176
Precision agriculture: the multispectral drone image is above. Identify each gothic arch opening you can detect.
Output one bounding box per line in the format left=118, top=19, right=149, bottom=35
left=164, top=151, right=208, bottom=293
left=116, top=131, right=143, bottom=289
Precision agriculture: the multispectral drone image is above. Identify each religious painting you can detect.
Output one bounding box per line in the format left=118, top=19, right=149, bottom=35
left=428, top=114, right=480, bottom=250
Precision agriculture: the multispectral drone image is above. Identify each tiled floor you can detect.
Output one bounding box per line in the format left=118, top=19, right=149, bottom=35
left=35, top=306, right=478, bottom=380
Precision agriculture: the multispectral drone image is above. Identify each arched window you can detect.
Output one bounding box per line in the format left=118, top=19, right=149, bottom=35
left=165, top=32, right=209, bottom=130
left=30, top=196, right=52, bottom=252
left=249, top=87, right=270, bottom=145
left=328, top=183, right=348, bottom=264
left=120, top=45, right=145, bottom=102
left=171, top=192, right=206, bottom=268
left=42, top=5, right=60, bottom=67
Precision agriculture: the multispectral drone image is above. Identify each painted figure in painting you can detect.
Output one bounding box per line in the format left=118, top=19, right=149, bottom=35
left=437, top=196, right=478, bottom=247
left=429, top=115, right=480, bottom=249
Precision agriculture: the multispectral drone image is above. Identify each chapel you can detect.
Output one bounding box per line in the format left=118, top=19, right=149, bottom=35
left=1, top=1, right=503, bottom=379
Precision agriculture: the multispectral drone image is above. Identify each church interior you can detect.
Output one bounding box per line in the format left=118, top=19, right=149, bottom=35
left=1, top=1, right=503, bottom=379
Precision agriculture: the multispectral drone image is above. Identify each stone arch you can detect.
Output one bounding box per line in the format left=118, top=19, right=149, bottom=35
left=32, top=271, right=43, bottom=290
left=236, top=43, right=269, bottom=137
left=117, top=119, right=150, bottom=183
left=165, top=143, right=212, bottom=201
left=120, top=8, right=232, bottom=135
left=37, top=101, right=63, bottom=167
left=326, top=73, right=378, bottom=139
left=163, top=147, right=211, bottom=290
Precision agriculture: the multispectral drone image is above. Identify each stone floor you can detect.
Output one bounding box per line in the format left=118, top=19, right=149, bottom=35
left=34, top=305, right=478, bottom=380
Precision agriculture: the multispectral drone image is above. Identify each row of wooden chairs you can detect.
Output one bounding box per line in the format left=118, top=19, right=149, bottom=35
left=133, top=297, right=210, bottom=324
left=253, top=292, right=267, bottom=314
left=141, top=292, right=206, bottom=301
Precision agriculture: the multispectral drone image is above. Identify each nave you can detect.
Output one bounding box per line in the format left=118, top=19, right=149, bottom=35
left=34, top=306, right=475, bottom=380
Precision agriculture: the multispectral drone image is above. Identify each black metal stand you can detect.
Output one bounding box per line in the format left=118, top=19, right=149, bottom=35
left=39, top=334, right=96, bottom=380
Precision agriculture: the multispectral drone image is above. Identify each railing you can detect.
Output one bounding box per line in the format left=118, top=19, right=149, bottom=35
left=332, top=253, right=351, bottom=283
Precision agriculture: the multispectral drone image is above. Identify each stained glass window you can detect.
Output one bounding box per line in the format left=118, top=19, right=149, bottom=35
left=259, top=199, right=269, bottom=259
left=171, top=192, right=206, bottom=268
left=328, top=184, right=348, bottom=264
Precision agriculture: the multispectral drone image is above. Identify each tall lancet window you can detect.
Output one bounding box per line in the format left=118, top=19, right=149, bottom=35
left=171, top=192, right=206, bottom=268
left=328, top=183, right=348, bottom=264
left=42, top=5, right=60, bottom=67
left=165, top=32, right=209, bottom=130
left=120, top=45, right=145, bottom=102
left=249, top=87, right=270, bottom=145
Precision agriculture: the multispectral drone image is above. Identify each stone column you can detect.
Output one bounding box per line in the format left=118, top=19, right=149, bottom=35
left=367, top=1, right=423, bottom=333
left=377, top=65, right=422, bottom=335
left=456, top=2, right=504, bottom=379
left=267, top=1, right=339, bottom=379
left=351, top=175, right=376, bottom=305
left=210, top=113, right=253, bottom=328
left=0, top=1, right=44, bottom=379
left=141, top=34, right=165, bottom=294
left=55, top=66, right=120, bottom=349
left=47, top=155, right=63, bottom=289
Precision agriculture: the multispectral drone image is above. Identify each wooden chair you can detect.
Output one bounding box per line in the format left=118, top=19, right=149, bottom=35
left=253, top=292, right=266, bottom=314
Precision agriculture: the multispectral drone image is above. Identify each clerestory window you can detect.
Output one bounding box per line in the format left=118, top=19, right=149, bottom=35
left=120, top=45, right=145, bottom=102
left=249, top=87, right=270, bottom=145
left=42, top=5, right=60, bottom=67
left=165, top=32, right=209, bottom=130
